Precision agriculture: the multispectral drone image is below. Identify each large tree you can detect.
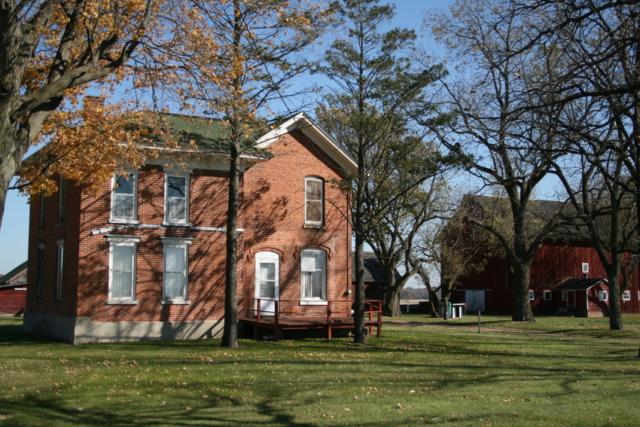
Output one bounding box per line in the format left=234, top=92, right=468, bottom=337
left=428, top=0, right=569, bottom=321
left=367, top=140, right=451, bottom=316
left=0, top=0, right=158, bottom=221
left=504, top=1, right=640, bottom=330
left=172, top=0, right=331, bottom=348
left=317, top=0, right=447, bottom=341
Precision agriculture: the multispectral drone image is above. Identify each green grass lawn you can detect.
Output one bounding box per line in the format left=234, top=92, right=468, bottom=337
left=0, top=316, right=639, bottom=426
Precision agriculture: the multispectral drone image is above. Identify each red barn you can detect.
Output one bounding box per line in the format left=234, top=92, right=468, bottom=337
left=0, top=261, right=28, bottom=315
left=23, top=113, right=358, bottom=343
left=449, top=195, right=640, bottom=317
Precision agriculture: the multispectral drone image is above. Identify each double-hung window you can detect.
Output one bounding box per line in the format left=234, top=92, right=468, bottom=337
left=301, top=249, right=326, bottom=303
left=164, top=174, right=189, bottom=225
left=162, top=238, right=192, bottom=303
left=543, top=290, right=552, bottom=301
left=111, top=173, right=137, bottom=223
left=527, top=290, right=535, bottom=301
left=622, top=290, right=631, bottom=301
left=55, top=240, right=64, bottom=300
left=108, top=236, right=139, bottom=303
left=304, top=177, right=323, bottom=226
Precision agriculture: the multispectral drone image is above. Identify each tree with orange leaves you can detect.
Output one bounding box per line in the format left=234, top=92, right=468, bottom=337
left=0, top=0, right=161, bottom=223
left=168, top=0, right=334, bottom=347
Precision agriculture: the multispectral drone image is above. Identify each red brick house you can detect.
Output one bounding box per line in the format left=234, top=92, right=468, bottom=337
left=449, top=195, right=640, bottom=317
left=0, top=261, right=28, bottom=315
left=24, top=112, right=357, bottom=343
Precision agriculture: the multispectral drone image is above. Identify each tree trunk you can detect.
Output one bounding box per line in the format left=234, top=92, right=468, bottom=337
left=428, top=288, right=441, bottom=318
left=353, top=234, right=366, bottom=343
left=607, top=273, right=623, bottom=331
left=383, top=269, right=401, bottom=317
left=511, top=261, right=534, bottom=321
left=221, top=145, right=239, bottom=348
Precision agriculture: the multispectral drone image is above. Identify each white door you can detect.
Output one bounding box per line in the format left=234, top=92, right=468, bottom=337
left=465, top=290, right=486, bottom=313
left=255, top=252, right=279, bottom=315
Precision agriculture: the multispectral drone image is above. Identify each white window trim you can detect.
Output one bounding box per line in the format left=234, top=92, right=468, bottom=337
left=581, top=262, right=589, bottom=274
left=255, top=251, right=280, bottom=299
left=109, top=172, right=139, bottom=224
left=304, top=177, right=323, bottom=227
left=598, top=290, right=608, bottom=302
left=107, top=235, right=140, bottom=304
left=638, top=290, right=640, bottom=301
left=55, top=239, right=64, bottom=301
left=162, top=237, right=193, bottom=304
left=543, top=290, right=552, bottom=301
left=527, top=290, right=535, bottom=301
left=622, top=290, right=631, bottom=301
left=300, top=248, right=327, bottom=303
left=163, top=172, right=190, bottom=226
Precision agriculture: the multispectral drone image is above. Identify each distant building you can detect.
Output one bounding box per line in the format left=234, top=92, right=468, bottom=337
left=352, top=252, right=386, bottom=300
left=0, top=261, right=28, bottom=315
left=447, top=195, right=640, bottom=317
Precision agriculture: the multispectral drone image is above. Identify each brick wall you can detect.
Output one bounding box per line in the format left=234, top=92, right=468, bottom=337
left=242, top=130, right=353, bottom=317
left=26, top=128, right=353, bottom=327
left=76, top=166, right=232, bottom=322
left=26, top=179, right=80, bottom=318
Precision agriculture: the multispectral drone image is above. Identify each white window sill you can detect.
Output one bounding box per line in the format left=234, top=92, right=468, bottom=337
left=162, top=300, right=190, bottom=305
left=109, top=219, right=139, bottom=225
left=303, top=223, right=324, bottom=230
left=162, top=222, right=191, bottom=227
left=300, top=300, right=328, bottom=306
left=107, top=300, right=137, bottom=305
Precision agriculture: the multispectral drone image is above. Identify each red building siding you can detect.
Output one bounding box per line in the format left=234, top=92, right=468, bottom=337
left=454, top=242, right=640, bottom=316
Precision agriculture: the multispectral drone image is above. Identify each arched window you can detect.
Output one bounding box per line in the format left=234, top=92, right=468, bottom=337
left=300, top=249, right=326, bottom=303
left=304, top=177, right=323, bottom=226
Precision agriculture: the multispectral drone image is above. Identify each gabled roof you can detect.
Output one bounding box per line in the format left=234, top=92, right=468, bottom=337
left=555, top=278, right=607, bottom=291
left=0, top=261, right=28, bottom=289
left=352, top=252, right=386, bottom=284
left=256, top=112, right=358, bottom=176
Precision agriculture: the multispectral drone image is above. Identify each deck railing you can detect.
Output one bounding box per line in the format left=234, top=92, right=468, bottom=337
left=251, top=298, right=382, bottom=339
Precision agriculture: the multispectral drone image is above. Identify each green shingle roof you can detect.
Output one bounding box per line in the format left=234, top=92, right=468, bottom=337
left=139, top=113, right=271, bottom=158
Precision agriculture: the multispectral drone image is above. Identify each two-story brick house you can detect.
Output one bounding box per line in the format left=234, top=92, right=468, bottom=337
left=24, top=112, right=357, bottom=343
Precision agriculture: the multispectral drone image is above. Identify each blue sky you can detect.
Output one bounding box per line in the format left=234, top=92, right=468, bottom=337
left=0, top=0, right=456, bottom=274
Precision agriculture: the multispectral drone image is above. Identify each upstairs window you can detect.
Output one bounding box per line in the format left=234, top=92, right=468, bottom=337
left=581, top=262, right=589, bottom=274
left=301, top=249, right=326, bottom=302
left=164, top=174, right=189, bottom=225
left=111, top=173, right=137, bottom=223
left=57, top=177, right=66, bottom=224
left=622, top=290, right=631, bottom=301
left=304, top=177, right=323, bottom=226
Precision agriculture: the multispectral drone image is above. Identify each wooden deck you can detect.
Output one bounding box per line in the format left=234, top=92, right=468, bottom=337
left=240, top=299, right=383, bottom=339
